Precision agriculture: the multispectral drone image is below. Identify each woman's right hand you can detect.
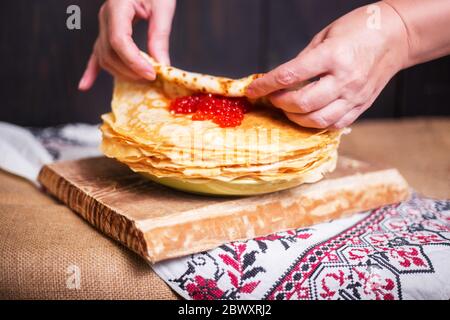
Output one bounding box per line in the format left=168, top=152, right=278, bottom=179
left=78, top=0, right=176, bottom=91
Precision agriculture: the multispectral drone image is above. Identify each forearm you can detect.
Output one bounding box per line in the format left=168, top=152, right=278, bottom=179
left=383, top=0, right=450, bottom=68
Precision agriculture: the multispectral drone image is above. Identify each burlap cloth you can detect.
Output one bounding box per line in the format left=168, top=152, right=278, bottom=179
left=0, top=170, right=178, bottom=299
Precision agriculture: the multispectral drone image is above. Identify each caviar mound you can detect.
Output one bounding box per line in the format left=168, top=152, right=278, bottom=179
left=170, top=93, right=252, bottom=128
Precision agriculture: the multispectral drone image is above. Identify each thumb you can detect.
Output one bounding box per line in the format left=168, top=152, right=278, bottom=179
left=148, top=0, right=176, bottom=65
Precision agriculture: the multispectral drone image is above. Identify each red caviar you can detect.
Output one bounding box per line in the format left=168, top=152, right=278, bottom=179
left=169, top=93, right=251, bottom=128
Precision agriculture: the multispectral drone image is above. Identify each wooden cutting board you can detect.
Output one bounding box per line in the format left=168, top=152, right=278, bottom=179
left=38, top=156, right=410, bottom=263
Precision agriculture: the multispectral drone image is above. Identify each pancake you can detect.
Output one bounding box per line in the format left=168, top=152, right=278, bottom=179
left=141, top=52, right=261, bottom=97
left=100, top=53, right=348, bottom=195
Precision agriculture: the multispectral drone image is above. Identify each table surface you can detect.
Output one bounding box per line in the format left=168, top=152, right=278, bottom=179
left=0, top=117, right=448, bottom=299
left=339, top=117, right=449, bottom=199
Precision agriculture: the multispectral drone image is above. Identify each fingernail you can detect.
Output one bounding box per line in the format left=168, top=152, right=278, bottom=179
left=144, top=70, right=156, bottom=80
left=78, top=77, right=86, bottom=90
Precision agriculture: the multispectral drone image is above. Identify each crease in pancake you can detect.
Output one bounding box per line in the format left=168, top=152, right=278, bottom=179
left=100, top=54, right=349, bottom=195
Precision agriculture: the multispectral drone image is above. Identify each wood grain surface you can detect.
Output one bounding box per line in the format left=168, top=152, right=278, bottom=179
left=38, top=156, right=409, bottom=263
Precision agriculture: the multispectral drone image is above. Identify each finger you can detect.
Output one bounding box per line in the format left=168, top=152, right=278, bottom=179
left=246, top=44, right=330, bottom=98
left=99, top=54, right=140, bottom=81
left=111, top=62, right=141, bottom=81
left=330, top=105, right=367, bottom=129
left=331, top=86, right=382, bottom=129
left=108, top=3, right=155, bottom=79
left=106, top=60, right=141, bottom=81
left=96, top=19, right=139, bottom=80
left=78, top=53, right=100, bottom=91
left=285, top=99, right=352, bottom=129
left=302, top=26, right=329, bottom=54
left=100, top=40, right=143, bottom=80
left=148, top=0, right=176, bottom=65
left=269, top=75, right=340, bottom=113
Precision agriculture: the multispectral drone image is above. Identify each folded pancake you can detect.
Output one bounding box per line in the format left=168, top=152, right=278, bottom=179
left=100, top=53, right=348, bottom=195
left=141, top=53, right=261, bottom=97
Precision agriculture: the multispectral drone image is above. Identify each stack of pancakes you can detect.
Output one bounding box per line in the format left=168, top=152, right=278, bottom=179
left=100, top=56, right=347, bottom=195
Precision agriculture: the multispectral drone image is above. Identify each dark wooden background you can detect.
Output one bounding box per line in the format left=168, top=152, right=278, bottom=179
left=0, top=0, right=449, bottom=127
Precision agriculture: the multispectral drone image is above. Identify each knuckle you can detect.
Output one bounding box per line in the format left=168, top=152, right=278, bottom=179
left=348, top=70, right=368, bottom=89
left=98, top=58, right=110, bottom=71
left=342, top=90, right=359, bottom=105
left=99, top=1, right=113, bottom=20
left=104, top=0, right=114, bottom=12
left=356, top=87, right=372, bottom=104
left=105, top=44, right=115, bottom=57
left=295, top=95, right=313, bottom=113
left=331, top=45, right=354, bottom=70
left=274, top=68, right=298, bottom=86
left=98, top=4, right=106, bottom=20
left=309, top=114, right=330, bottom=128
left=315, top=42, right=332, bottom=62
left=311, top=33, right=323, bottom=46
left=96, top=53, right=105, bottom=67
left=343, top=84, right=369, bottom=105
left=109, top=34, right=123, bottom=50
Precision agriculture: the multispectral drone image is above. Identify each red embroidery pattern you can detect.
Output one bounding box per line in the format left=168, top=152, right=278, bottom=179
left=186, top=276, right=224, bottom=300
left=169, top=229, right=313, bottom=299
left=219, top=243, right=262, bottom=295
left=167, top=196, right=450, bottom=300
left=265, top=199, right=450, bottom=300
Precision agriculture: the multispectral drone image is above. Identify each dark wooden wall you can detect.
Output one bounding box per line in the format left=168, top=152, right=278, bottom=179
left=0, top=0, right=449, bottom=127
